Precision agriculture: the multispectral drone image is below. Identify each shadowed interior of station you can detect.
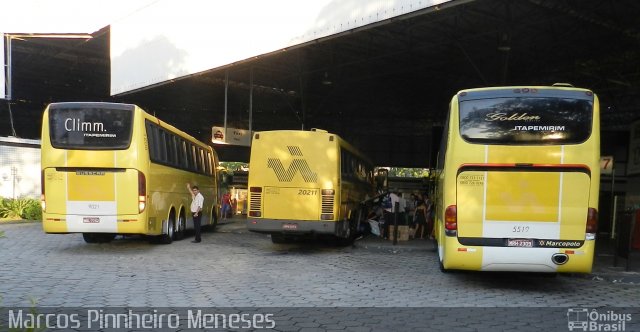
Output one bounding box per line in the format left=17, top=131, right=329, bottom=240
left=2, top=0, right=639, bottom=166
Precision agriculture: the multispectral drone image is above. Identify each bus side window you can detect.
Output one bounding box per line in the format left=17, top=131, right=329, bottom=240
left=181, top=140, right=188, bottom=169
left=205, top=151, right=212, bottom=175
left=198, top=148, right=203, bottom=174
left=186, top=143, right=194, bottom=172
left=150, top=123, right=161, bottom=162
left=437, top=104, right=451, bottom=169
left=158, top=130, right=168, bottom=162
left=164, top=130, right=174, bottom=165
left=145, top=121, right=157, bottom=161
left=170, top=135, right=179, bottom=167
left=340, top=150, right=348, bottom=180
left=190, top=145, right=198, bottom=173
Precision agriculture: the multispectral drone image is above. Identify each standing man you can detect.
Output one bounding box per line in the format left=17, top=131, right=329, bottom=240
left=187, top=183, right=204, bottom=243
left=221, top=191, right=232, bottom=220
left=382, top=189, right=401, bottom=239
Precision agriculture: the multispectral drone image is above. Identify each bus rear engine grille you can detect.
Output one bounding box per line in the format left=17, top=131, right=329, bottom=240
left=321, top=194, right=334, bottom=214
left=250, top=193, right=262, bottom=210
left=249, top=189, right=262, bottom=217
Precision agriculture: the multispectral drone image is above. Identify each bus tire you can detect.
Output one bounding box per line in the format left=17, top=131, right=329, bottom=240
left=438, top=259, right=448, bottom=273
left=437, top=245, right=449, bottom=273
left=98, top=233, right=116, bottom=243
left=83, top=233, right=115, bottom=243
left=160, top=217, right=175, bottom=244
left=271, top=233, right=287, bottom=244
left=175, top=212, right=186, bottom=240
left=210, top=206, right=218, bottom=231
left=82, top=233, right=98, bottom=243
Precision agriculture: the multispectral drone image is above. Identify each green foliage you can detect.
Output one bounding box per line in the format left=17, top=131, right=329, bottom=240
left=0, top=198, right=42, bottom=220
left=22, top=200, right=42, bottom=221
left=219, top=161, right=249, bottom=172
left=387, top=167, right=430, bottom=178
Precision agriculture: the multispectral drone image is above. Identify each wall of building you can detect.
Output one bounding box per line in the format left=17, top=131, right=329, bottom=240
left=0, top=136, right=40, bottom=199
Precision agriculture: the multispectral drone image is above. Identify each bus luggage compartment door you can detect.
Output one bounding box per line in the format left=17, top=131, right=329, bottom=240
left=44, top=168, right=140, bottom=232
left=456, top=169, right=591, bottom=242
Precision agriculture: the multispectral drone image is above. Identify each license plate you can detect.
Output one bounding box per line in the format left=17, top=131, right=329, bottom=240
left=83, top=217, right=100, bottom=224
left=507, top=239, right=533, bottom=247
left=282, top=223, right=298, bottom=230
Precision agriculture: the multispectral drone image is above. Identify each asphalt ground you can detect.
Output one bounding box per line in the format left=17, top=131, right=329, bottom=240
left=1, top=218, right=639, bottom=331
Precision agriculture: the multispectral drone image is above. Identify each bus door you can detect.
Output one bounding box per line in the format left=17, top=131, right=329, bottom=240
left=44, top=167, right=140, bottom=232
left=263, top=187, right=320, bottom=222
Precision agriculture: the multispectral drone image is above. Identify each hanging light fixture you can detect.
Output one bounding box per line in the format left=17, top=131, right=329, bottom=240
left=322, top=71, right=332, bottom=85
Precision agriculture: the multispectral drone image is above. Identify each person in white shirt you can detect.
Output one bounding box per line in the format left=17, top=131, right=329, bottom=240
left=187, top=183, right=204, bottom=243
left=382, top=189, right=402, bottom=238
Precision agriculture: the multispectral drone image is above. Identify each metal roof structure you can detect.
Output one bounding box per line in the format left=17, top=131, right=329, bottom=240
left=2, top=0, right=639, bottom=166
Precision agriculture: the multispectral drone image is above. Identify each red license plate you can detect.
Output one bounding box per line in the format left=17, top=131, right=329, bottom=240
left=282, top=223, right=298, bottom=230
left=508, top=239, right=533, bottom=247
left=83, top=217, right=100, bottom=224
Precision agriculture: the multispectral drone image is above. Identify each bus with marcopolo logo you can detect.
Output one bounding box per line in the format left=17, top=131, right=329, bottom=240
left=41, top=102, right=220, bottom=244
left=434, top=84, right=600, bottom=273
left=246, top=129, right=376, bottom=243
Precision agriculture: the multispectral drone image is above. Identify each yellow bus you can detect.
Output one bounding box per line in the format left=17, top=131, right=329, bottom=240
left=246, top=129, right=376, bottom=243
left=41, top=102, right=220, bottom=244
left=435, top=85, right=600, bottom=273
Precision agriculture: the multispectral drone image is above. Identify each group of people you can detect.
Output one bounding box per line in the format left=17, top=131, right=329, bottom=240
left=374, top=190, right=434, bottom=240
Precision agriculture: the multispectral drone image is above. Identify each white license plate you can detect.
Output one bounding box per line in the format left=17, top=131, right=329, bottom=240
left=83, top=217, right=100, bottom=224
left=507, top=239, right=533, bottom=247
left=282, top=223, right=298, bottom=230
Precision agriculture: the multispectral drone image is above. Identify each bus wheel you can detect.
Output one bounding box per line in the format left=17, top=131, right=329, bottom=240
left=210, top=206, right=218, bottom=231
left=160, top=218, right=175, bottom=244
left=98, top=233, right=116, bottom=243
left=175, top=214, right=186, bottom=240
left=82, top=233, right=98, bottom=243
left=438, top=259, right=448, bottom=273
left=83, top=233, right=115, bottom=243
left=271, top=234, right=287, bottom=244
left=344, top=223, right=352, bottom=239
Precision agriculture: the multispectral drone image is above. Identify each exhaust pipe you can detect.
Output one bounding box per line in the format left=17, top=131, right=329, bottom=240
left=551, top=253, right=569, bottom=265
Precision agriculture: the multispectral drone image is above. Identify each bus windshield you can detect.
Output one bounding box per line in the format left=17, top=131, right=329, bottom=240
left=459, top=96, right=593, bottom=144
left=49, top=104, right=134, bottom=150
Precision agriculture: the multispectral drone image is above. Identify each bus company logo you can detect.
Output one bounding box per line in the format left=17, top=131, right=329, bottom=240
left=484, top=112, right=541, bottom=122
left=64, top=118, right=116, bottom=138
left=538, top=239, right=583, bottom=248
left=566, top=308, right=632, bottom=331
left=267, top=146, right=317, bottom=183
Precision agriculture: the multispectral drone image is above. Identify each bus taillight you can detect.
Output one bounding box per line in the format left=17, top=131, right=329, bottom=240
left=138, top=171, right=146, bottom=213
left=40, top=171, right=46, bottom=211
left=445, top=205, right=457, bottom=236
left=586, top=207, right=598, bottom=239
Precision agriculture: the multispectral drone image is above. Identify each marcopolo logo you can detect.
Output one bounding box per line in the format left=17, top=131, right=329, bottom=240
left=267, top=146, right=317, bottom=183
left=567, top=308, right=632, bottom=331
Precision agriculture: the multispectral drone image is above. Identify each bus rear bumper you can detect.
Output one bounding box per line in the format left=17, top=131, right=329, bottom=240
left=246, top=218, right=337, bottom=235
left=441, top=238, right=595, bottom=273
left=42, top=213, right=147, bottom=234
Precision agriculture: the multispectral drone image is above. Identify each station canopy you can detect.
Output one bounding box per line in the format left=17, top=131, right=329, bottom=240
left=2, top=0, right=639, bottom=166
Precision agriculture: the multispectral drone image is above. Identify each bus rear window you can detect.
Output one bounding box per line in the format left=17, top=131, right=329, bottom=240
left=49, top=105, right=134, bottom=149
left=459, top=97, right=593, bottom=144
